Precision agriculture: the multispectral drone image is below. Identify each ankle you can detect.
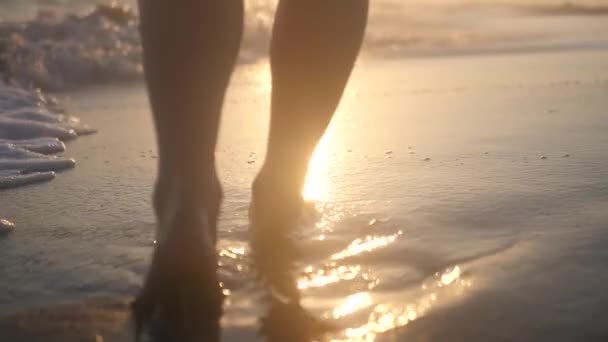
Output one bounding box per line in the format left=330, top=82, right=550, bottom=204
left=153, top=171, right=222, bottom=245
left=251, top=170, right=305, bottom=225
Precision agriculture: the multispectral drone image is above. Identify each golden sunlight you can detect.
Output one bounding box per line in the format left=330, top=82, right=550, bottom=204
left=297, top=265, right=362, bottom=290
left=302, top=131, right=333, bottom=202
left=332, top=292, right=374, bottom=319
left=440, top=265, right=461, bottom=285
left=331, top=232, right=402, bottom=260
left=327, top=264, right=473, bottom=341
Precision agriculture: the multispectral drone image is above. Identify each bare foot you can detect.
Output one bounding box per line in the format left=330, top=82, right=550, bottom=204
left=249, top=174, right=305, bottom=302
left=132, top=208, right=223, bottom=342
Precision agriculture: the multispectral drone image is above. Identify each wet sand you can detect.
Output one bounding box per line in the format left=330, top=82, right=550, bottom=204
left=1, top=50, right=608, bottom=341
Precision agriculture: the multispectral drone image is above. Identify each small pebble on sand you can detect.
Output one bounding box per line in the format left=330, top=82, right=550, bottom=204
left=562, top=154, right=570, bottom=158
left=247, top=152, right=257, bottom=164
left=423, top=157, right=431, bottom=161
left=540, top=156, right=548, bottom=160
left=0, top=219, right=15, bottom=234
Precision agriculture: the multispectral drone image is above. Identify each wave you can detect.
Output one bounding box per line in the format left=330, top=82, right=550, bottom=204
left=2, top=2, right=608, bottom=91
left=0, top=4, right=142, bottom=91
left=363, top=0, right=608, bottom=58
left=504, top=2, right=608, bottom=16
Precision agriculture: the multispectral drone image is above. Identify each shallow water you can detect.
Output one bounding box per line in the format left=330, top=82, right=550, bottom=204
left=1, top=50, right=607, bottom=341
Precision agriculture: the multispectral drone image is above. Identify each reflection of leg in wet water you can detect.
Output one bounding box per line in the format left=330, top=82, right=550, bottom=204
left=251, top=0, right=368, bottom=340
left=133, top=0, right=367, bottom=340
left=132, top=1, right=243, bottom=340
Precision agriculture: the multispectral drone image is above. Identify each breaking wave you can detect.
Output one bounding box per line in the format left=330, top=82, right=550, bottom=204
left=1, top=1, right=607, bottom=91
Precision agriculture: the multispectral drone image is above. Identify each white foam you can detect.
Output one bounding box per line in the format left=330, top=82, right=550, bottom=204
left=0, top=80, right=92, bottom=190
left=0, top=169, right=55, bottom=190
left=0, top=137, right=65, bottom=154
left=0, top=4, right=141, bottom=90
left=2, top=1, right=607, bottom=92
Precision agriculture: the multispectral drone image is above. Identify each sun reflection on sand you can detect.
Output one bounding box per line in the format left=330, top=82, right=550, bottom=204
left=218, top=246, right=246, bottom=260
left=219, top=204, right=472, bottom=342
left=440, top=265, right=461, bottom=285
left=333, top=292, right=374, bottom=319
left=331, top=231, right=403, bottom=260
left=298, top=265, right=362, bottom=290
left=326, top=265, right=473, bottom=342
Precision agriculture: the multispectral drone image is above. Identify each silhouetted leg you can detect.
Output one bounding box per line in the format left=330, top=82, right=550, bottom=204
left=133, top=1, right=243, bottom=340
left=251, top=0, right=368, bottom=303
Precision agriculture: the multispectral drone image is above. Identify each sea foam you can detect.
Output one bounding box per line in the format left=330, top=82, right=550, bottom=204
left=2, top=1, right=608, bottom=92
left=0, top=81, right=94, bottom=190
left=0, top=4, right=141, bottom=91
left=0, top=5, right=119, bottom=192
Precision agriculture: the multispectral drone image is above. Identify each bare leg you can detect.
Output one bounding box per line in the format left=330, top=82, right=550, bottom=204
left=133, top=0, right=243, bottom=340
left=251, top=0, right=368, bottom=301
